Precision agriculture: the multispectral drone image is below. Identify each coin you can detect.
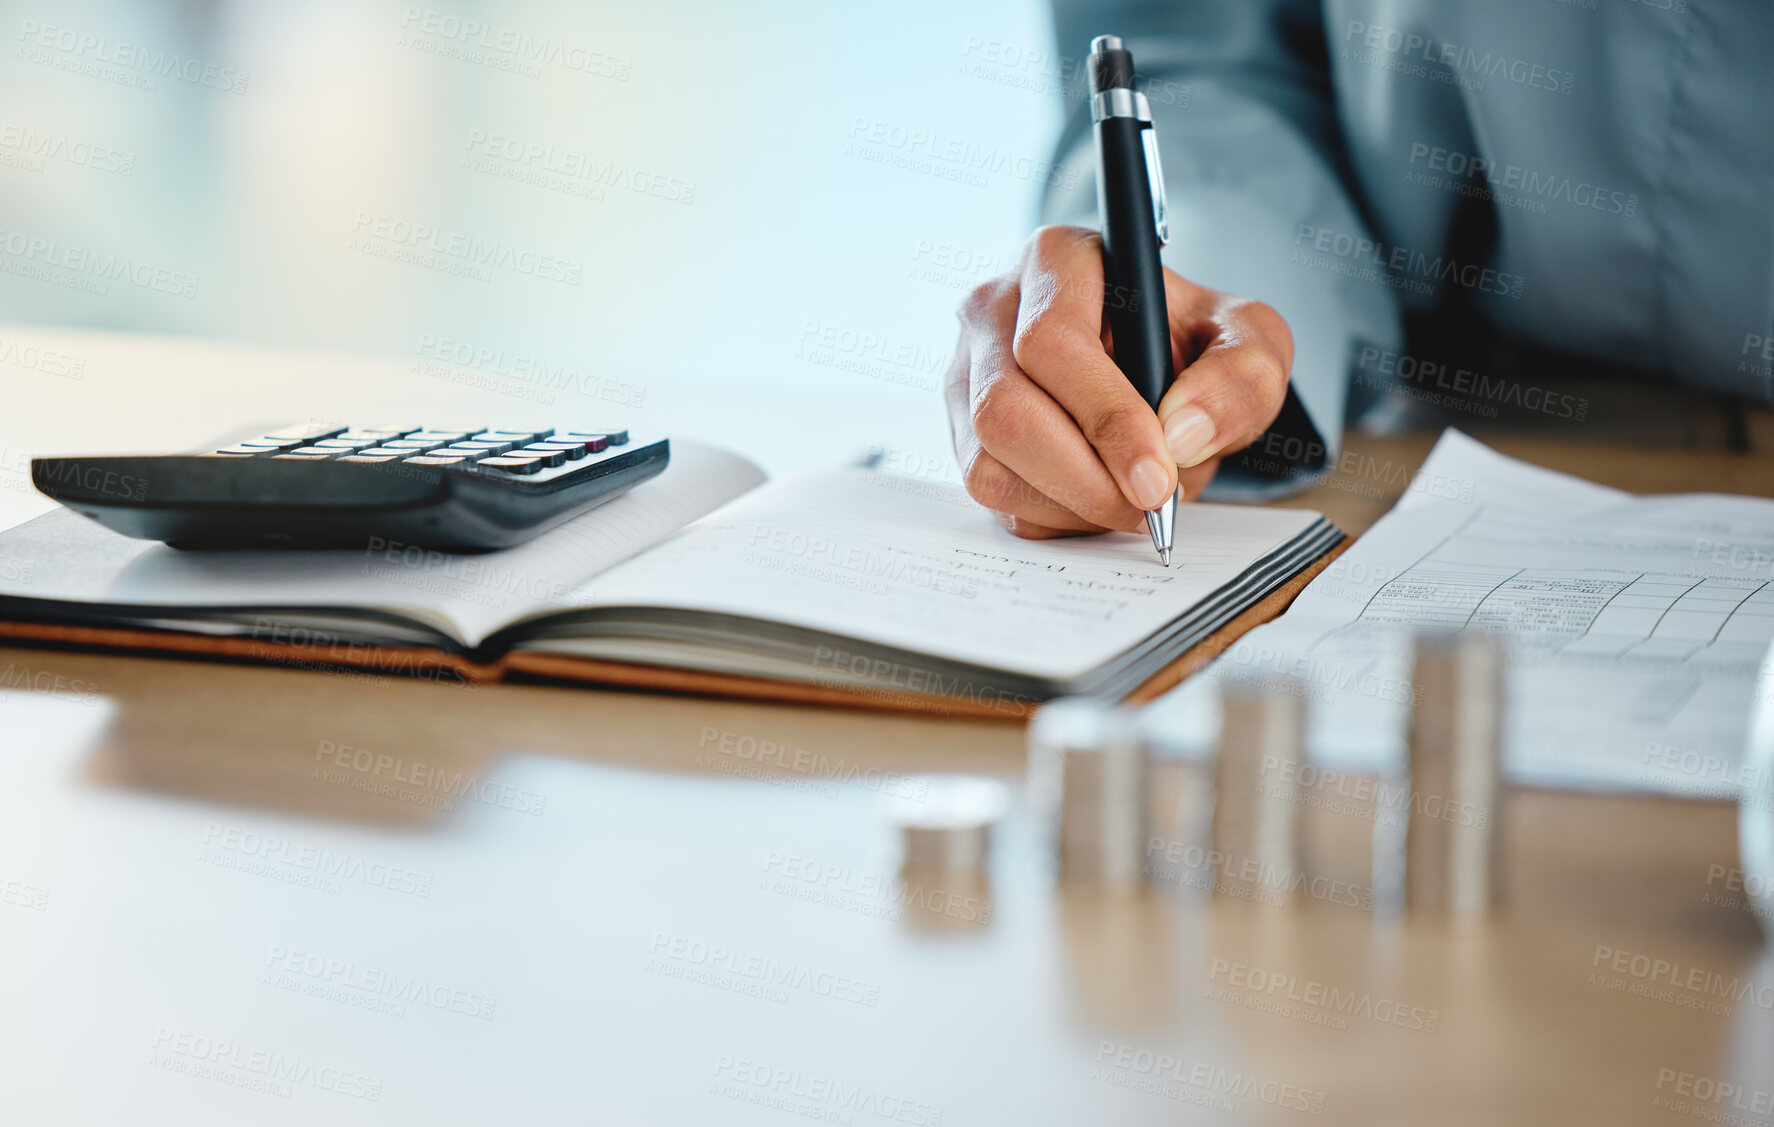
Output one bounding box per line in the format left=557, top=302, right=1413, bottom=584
left=1403, top=631, right=1506, bottom=916
left=1028, top=698, right=1149, bottom=888
left=886, top=776, right=1009, bottom=876
left=1212, top=679, right=1306, bottom=902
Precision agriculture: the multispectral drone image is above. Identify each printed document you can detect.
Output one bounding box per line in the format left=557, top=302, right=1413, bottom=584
left=1144, top=430, right=1774, bottom=796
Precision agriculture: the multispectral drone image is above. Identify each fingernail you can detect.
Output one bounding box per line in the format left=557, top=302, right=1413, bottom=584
left=1164, top=407, right=1217, bottom=468
left=1128, top=458, right=1173, bottom=510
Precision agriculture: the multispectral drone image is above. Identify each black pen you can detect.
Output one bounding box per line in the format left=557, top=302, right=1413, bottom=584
left=1088, top=34, right=1176, bottom=565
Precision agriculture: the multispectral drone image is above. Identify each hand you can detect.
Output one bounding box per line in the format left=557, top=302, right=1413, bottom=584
left=944, top=225, right=1293, bottom=538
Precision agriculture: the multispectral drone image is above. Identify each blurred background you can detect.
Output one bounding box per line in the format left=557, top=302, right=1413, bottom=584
left=0, top=0, right=1066, bottom=515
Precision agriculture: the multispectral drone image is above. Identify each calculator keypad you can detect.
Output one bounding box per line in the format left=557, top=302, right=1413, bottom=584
left=217, top=424, right=633, bottom=477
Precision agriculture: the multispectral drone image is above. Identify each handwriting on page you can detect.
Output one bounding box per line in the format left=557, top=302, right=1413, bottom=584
left=581, top=469, right=1320, bottom=682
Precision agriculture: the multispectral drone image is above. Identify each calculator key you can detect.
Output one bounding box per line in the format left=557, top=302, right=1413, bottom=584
left=336, top=430, right=407, bottom=442
left=405, top=430, right=472, bottom=442
left=239, top=438, right=302, bottom=450
left=288, top=446, right=348, bottom=456
left=337, top=455, right=399, bottom=463
left=558, top=430, right=624, bottom=448
left=528, top=441, right=590, bottom=460
left=547, top=435, right=607, bottom=453
left=272, top=453, right=333, bottom=460
left=380, top=439, right=445, bottom=451
left=200, top=451, right=255, bottom=457
left=475, top=456, right=543, bottom=474
left=472, top=430, right=543, bottom=444
left=516, top=445, right=568, bottom=468
left=313, top=439, right=372, bottom=450
left=446, top=440, right=516, bottom=456
left=263, top=423, right=347, bottom=441
left=402, top=455, right=467, bottom=466
left=216, top=444, right=277, bottom=455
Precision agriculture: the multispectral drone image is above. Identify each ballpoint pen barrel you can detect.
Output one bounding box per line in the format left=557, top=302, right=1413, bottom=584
left=1090, top=36, right=1176, bottom=562
left=1092, top=114, right=1171, bottom=409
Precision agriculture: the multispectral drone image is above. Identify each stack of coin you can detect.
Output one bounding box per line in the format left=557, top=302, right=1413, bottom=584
left=1027, top=698, right=1148, bottom=888
left=1211, top=678, right=1306, bottom=903
left=887, top=776, right=1009, bottom=877
left=1403, top=631, right=1506, bottom=916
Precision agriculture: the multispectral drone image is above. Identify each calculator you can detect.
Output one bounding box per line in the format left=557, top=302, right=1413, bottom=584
left=30, top=422, right=669, bottom=550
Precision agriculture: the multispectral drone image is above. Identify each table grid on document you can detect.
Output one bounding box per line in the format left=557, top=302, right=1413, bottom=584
left=1353, top=563, right=1774, bottom=662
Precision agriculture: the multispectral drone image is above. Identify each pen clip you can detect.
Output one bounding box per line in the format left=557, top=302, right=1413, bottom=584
left=1141, top=124, right=1169, bottom=246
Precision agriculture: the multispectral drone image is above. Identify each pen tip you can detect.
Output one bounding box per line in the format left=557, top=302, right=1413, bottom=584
left=1146, top=498, right=1177, bottom=567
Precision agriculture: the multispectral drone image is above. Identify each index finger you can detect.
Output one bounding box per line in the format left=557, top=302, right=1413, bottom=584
left=1155, top=290, right=1293, bottom=468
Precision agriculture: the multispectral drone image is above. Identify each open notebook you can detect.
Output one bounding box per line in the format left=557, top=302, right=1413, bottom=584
left=0, top=442, right=1343, bottom=718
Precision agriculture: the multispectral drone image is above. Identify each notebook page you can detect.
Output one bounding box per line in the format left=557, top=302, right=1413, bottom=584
left=555, top=467, right=1323, bottom=680
left=0, top=441, right=764, bottom=647
left=1143, top=429, right=1774, bottom=795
